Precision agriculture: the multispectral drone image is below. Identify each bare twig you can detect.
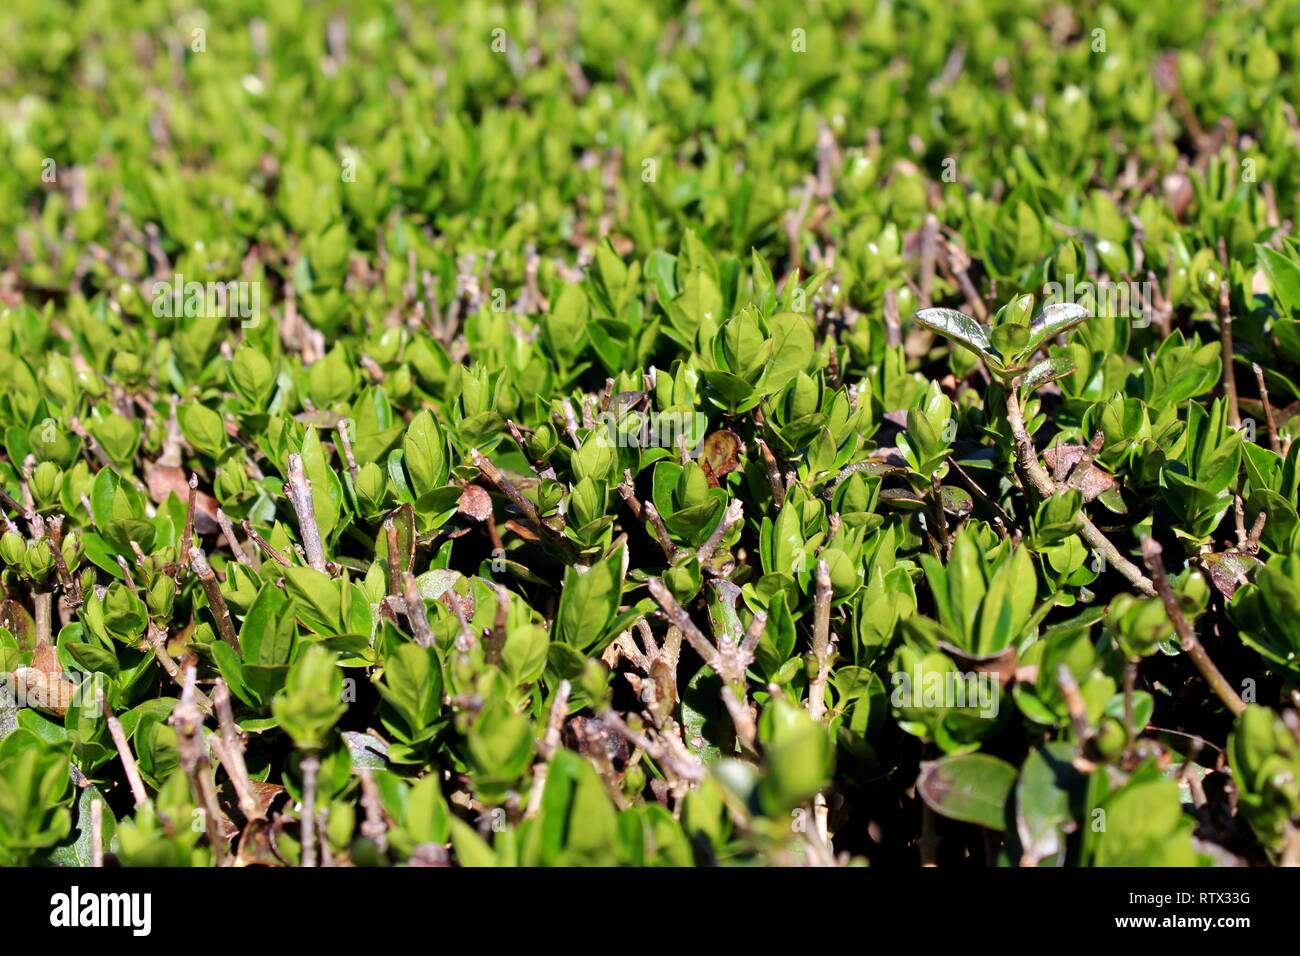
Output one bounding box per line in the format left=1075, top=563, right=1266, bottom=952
left=401, top=571, right=435, bottom=648
left=46, top=515, right=81, bottom=608
left=335, top=421, right=360, bottom=482
left=1141, top=538, right=1246, bottom=716
left=300, top=754, right=320, bottom=868
left=1056, top=664, right=1094, bottom=745
left=215, top=508, right=253, bottom=567
left=1252, top=363, right=1283, bottom=454
left=695, top=498, right=743, bottom=567
left=1005, top=387, right=1156, bottom=596
left=647, top=578, right=755, bottom=684
left=919, top=214, right=939, bottom=309
left=284, top=453, right=328, bottom=572
left=241, top=519, right=293, bottom=567
left=1065, top=431, right=1105, bottom=492
left=617, top=471, right=677, bottom=561
left=170, top=665, right=232, bottom=865
left=525, top=680, right=571, bottom=819
left=180, top=473, right=197, bottom=572
left=146, top=623, right=212, bottom=715
left=33, top=589, right=52, bottom=646
left=1219, top=279, right=1240, bottom=428
left=210, top=680, right=263, bottom=822
left=383, top=519, right=402, bottom=596
left=946, top=456, right=1012, bottom=525
left=471, top=448, right=578, bottom=562
left=809, top=561, right=834, bottom=722
left=754, top=438, right=786, bottom=508
left=488, top=584, right=509, bottom=666
left=720, top=685, right=758, bottom=753
left=357, top=765, right=389, bottom=854
left=190, top=547, right=240, bottom=652
left=103, top=697, right=148, bottom=807
left=642, top=502, right=678, bottom=562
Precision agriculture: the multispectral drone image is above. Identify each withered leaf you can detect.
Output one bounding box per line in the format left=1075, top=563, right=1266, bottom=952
left=1042, top=445, right=1118, bottom=503
left=702, top=429, right=743, bottom=481
left=12, top=642, right=77, bottom=715
left=456, top=483, right=493, bottom=522
left=1201, top=550, right=1262, bottom=599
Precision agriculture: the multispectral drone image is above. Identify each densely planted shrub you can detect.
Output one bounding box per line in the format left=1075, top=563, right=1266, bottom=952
left=1, top=0, right=1300, bottom=866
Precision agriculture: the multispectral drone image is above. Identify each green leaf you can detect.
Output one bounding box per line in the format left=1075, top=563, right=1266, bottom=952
left=1022, top=356, right=1076, bottom=392
left=178, top=403, right=226, bottom=458
left=555, top=545, right=624, bottom=653
left=914, top=308, right=994, bottom=360
left=1024, top=302, right=1089, bottom=355
left=918, top=753, right=1017, bottom=830
left=403, top=411, right=448, bottom=498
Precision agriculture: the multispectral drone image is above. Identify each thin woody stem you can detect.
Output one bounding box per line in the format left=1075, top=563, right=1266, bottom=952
left=171, top=664, right=231, bottom=865
left=284, top=453, right=328, bottom=573
left=103, top=696, right=148, bottom=807
left=525, top=680, right=571, bottom=819
left=1219, top=279, right=1240, bottom=429
left=1005, top=386, right=1156, bottom=596
left=696, top=498, right=743, bottom=567
left=401, top=571, right=436, bottom=648
left=809, top=560, right=833, bottom=722
left=241, top=519, right=293, bottom=567
left=191, top=547, right=240, bottom=652
left=471, top=448, right=579, bottom=562
left=300, top=754, right=320, bottom=868
left=1252, top=362, right=1283, bottom=454
left=211, top=679, right=263, bottom=822
left=1141, top=538, right=1246, bottom=716
left=147, top=623, right=213, bottom=715
left=215, top=508, right=253, bottom=567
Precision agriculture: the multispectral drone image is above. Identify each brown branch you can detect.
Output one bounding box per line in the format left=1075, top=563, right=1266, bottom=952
left=170, top=664, right=231, bottom=865
left=488, top=584, right=509, bottom=666
left=215, top=508, right=253, bottom=567
left=400, top=571, right=435, bottom=648
left=1005, top=387, right=1156, bottom=596
left=647, top=578, right=729, bottom=679
left=720, top=684, right=758, bottom=754
left=147, top=623, right=212, bottom=715
left=695, top=498, right=743, bottom=567
left=617, top=470, right=677, bottom=561
left=525, top=679, right=571, bottom=819
left=1056, top=663, right=1094, bottom=745
left=46, top=515, right=81, bottom=608
left=754, top=438, right=787, bottom=508
left=357, top=765, right=389, bottom=853
left=181, top=473, right=197, bottom=572
left=190, top=547, right=240, bottom=652
left=103, top=697, right=148, bottom=807
left=241, top=519, right=293, bottom=567
left=335, top=421, right=360, bottom=482
left=1065, top=431, right=1105, bottom=492
left=284, top=453, right=328, bottom=573
left=1219, top=278, right=1240, bottom=429
left=1141, top=538, right=1246, bottom=716
left=471, top=449, right=578, bottom=562
left=1252, top=362, right=1283, bottom=454
left=299, top=754, right=320, bottom=868
left=383, top=519, right=402, bottom=596
left=809, top=560, right=834, bottom=722
left=210, top=679, right=263, bottom=822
